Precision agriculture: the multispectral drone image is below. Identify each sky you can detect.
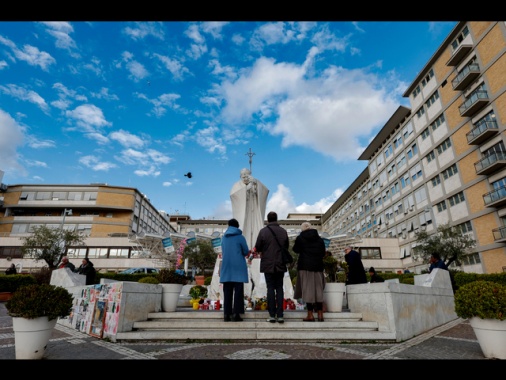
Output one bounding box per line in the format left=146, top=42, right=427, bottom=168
left=0, top=21, right=458, bottom=220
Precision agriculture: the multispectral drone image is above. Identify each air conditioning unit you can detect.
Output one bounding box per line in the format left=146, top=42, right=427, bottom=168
left=385, top=221, right=389, bottom=225
left=409, top=206, right=414, bottom=211
left=404, top=210, right=408, bottom=214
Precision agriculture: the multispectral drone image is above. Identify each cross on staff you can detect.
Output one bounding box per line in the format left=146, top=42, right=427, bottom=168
left=245, top=148, right=255, bottom=173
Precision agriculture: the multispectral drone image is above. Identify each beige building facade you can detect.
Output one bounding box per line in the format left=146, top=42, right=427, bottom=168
left=321, top=21, right=506, bottom=275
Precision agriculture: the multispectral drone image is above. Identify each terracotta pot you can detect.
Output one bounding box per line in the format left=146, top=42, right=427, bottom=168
left=195, top=275, right=205, bottom=285
left=0, top=292, right=13, bottom=302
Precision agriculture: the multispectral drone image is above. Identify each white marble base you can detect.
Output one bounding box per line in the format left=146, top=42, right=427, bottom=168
left=208, top=258, right=294, bottom=301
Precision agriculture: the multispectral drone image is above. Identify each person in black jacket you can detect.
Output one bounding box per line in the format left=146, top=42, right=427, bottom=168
left=5, top=263, right=17, bottom=275
left=368, top=267, right=385, bottom=283
left=254, top=211, right=289, bottom=324
left=76, top=257, right=96, bottom=285
left=293, top=222, right=326, bottom=322
left=344, top=246, right=367, bottom=285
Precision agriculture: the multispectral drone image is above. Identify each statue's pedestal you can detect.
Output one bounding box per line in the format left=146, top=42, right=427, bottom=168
left=207, top=258, right=294, bottom=301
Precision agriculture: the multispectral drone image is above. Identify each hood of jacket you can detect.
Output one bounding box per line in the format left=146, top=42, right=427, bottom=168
left=223, top=226, right=243, bottom=237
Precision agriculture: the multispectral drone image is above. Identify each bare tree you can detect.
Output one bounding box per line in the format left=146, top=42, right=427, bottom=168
left=412, top=222, right=476, bottom=268
left=21, top=225, right=87, bottom=270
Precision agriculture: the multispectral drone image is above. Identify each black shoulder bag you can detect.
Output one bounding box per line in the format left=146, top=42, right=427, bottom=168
left=267, top=226, right=293, bottom=264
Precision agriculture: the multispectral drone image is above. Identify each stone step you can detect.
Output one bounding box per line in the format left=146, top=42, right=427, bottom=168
left=114, top=309, right=397, bottom=343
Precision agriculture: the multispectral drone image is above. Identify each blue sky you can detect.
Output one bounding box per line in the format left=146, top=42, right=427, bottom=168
left=0, top=21, right=457, bottom=220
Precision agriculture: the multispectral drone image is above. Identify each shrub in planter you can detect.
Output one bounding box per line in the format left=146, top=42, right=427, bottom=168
left=138, top=276, right=160, bottom=284
left=454, top=281, right=506, bottom=320
left=156, top=268, right=190, bottom=285
left=6, top=284, right=73, bottom=320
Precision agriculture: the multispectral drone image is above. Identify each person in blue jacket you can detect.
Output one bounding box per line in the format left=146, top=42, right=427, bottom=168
left=220, top=218, right=250, bottom=322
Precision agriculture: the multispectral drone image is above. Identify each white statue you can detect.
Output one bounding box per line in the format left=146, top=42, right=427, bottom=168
left=230, top=168, right=269, bottom=249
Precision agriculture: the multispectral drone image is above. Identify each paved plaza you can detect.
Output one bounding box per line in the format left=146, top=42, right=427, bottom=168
left=1, top=302, right=502, bottom=363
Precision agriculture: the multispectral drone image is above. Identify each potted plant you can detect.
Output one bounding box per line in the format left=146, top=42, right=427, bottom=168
left=189, top=285, right=207, bottom=309
left=454, top=280, right=506, bottom=359
left=5, top=283, right=73, bottom=359
left=322, top=253, right=346, bottom=312
left=156, top=268, right=190, bottom=312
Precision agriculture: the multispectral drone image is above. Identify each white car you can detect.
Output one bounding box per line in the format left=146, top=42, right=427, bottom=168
left=120, top=267, right=159, bottom=274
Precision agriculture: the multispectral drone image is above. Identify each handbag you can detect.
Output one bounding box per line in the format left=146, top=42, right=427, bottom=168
left=267, top=226, right=293, bottom=264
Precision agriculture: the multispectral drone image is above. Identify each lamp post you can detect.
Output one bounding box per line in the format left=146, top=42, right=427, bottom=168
left=60, top=208, right=72, bottom=230
left=58, top=209, right=72, bottom=262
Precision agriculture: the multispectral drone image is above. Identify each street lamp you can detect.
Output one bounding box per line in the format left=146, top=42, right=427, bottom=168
left=57, top=209, right=72, bottom=263
left=60, top=208, right=72, bottom=230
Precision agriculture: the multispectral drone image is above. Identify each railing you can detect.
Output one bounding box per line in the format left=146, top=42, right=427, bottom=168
left=483, top=186, right=506, bottom=206
left=466, top=119, right=498, bottom=143
left=492, top=226, right=506, bottom=241
left=452, top=63, right=480, bottom=89
left=459, top=90, right=488, bottom=115
left=474, top=151, right=506, bottom=173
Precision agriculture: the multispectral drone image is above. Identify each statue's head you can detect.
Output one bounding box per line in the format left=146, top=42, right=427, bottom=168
left=240, top=168, right=251, bottom=184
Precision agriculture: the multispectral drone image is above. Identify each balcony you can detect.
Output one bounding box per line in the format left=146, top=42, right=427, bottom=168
left=452, top=63, right=480, bottom=91
left=475, top=151, right=506, bottom=176
left=459, top=90, right=489, bottom=117
left=447, top=43, right=473, bottom=66
left=483, top=186, right=506, bottom=208
left=466, top=120, right=499, bottom=145
left=492, top=226, right=506, bottom=243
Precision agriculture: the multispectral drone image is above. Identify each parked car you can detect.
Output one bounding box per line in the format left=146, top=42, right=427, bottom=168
left=120, top=267, right=160, bottom=274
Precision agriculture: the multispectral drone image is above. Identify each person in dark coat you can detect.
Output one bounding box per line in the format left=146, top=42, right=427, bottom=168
left=5, top=263, right=17, bottom=275
left=293, top=221, right=326, bottom=322
left=76, top=257, right=96, bottom=285
left=254, top=211, right=289, bottom=324
left=344, top=246, right=367, bottom=285
left=368, top=267, right=385, bottom=283
left=220, top=218, right=250, bottom=322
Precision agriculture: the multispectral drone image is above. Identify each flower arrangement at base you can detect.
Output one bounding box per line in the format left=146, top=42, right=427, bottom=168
left=254, top=297, right=267, bottom=310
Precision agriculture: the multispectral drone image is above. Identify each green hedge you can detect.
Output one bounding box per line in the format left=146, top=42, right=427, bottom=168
left=0, top=274, right=37, bottom=292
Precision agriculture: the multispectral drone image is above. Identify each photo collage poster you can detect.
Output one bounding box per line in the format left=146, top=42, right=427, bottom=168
left=68, top=282, right=123, bottom=339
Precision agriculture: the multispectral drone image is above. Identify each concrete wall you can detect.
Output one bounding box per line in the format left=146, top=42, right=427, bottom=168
left=347, top=268, right=457, bottom=342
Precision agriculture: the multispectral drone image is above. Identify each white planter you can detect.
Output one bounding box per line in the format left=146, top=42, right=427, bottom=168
left=470, top=316, right=506, bottom=359
left=323, top=282, right=346, bottom=312
left=160, top=283, right=184, bottom=312
left=12, top=316, right=57, bottom=359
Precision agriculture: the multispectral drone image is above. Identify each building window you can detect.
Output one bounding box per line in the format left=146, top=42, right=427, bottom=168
left=448, top=191, right=465, bottom=207
left=451, top=25, right=469, bottom=51
left=436, top=201, right=447, bottom=212
left=416, top=107, right=425, bottom=118
left=430, top=114, right=445, bottom=131
left=426, top=151, right=436, bottom=163
left=407, top=143, right=418, bottom=159
left=359, top=247, right=382, bottom=259
left=421, top=127, right=430, bottom=140
left=442, top=164, right=459, bottom=180
left=412, top=85, right=421, bottom=98
left=421, top=69, right=434, bottom=87
left=431, top=175, right=441, bottom=187
left=385, top=144, right=393, bottom=158
left=436, top=138, right=452, bottom=155
left=426, top=90, right=440, bottom=108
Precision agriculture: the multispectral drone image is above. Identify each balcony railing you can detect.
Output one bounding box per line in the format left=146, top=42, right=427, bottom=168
left=483, top=186, right=506, bottom=207
left=452, top=63, right=480, bottom=91
left=466, top=119, right=499, bottom=145
left=474, top=151, right=506, bottom=175
left=492, top=226, right=506, bottom=243
left=459, top=90, right=489, bottom=117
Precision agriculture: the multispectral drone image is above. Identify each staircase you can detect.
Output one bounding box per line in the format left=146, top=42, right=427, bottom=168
left=114, top=308, right=397, bottom=342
